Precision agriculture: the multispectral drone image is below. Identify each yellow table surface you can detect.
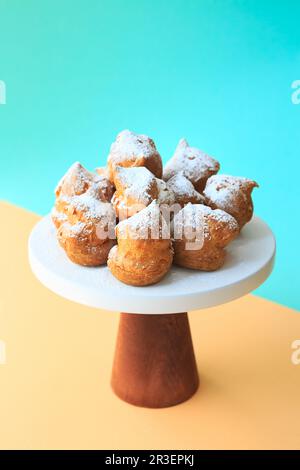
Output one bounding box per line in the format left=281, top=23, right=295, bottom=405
left=0, top=201, right=299, bottom=450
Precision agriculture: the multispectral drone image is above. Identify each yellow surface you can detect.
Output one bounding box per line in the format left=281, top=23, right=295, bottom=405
left=0, top=201, right=299, bottom=450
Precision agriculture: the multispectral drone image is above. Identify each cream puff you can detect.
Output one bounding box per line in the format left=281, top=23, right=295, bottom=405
left=108, top=130, right=163, bottom=183
left=163, top=138, right=220, bottom=192
left=203, top=174, right=258, bottom=230
left=108, top=201, right=173, bottom=286
left=173, top=203, right=239, bottom=270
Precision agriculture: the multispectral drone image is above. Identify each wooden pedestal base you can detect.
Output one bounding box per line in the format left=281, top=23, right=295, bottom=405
left=111, top=312, right=199, bottom=408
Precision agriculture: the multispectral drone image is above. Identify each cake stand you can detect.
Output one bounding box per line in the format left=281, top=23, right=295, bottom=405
left=28, top=215, right=275, bottom=408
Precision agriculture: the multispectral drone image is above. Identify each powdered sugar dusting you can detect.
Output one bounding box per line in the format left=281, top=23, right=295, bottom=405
left=163, top=139, right=220, bottom=183
left=60, top=221, right=88, bottom=238
left=53, top=162, right=116, bottom=241
left=117, top=200, right=168, bottom=239
left=55, top=161, right=113, bottom=202
left=166, top=173, right=205, bottom=203
left=204, top=175, right=258, bottom=210
left=108, top=130, right=159, bottom=163
left=68, top=193, right=115, bottom=222
left=55, top=162, right=90, bottom=196
left=114, top=166, right=156, bottom=203
left=51, top=207, right=68, bottom=223
left=174, top=203, right=238, bottom=236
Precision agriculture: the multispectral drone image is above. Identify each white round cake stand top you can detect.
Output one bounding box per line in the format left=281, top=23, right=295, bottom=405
left=28, top=215, right=275, bottom=314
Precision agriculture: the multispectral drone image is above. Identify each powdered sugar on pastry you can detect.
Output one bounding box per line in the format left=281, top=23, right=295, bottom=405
left=163, top=139, right=220, bottom=192
left=68, top=192, right=116, bottom=223
left=108, top=200, right=173, bottom=286
left=173, top=203, right=239, bottom=271
left=52, top=162, right=116, bottom=266
left=203, top=174, right=258, bottom=229
left=174, top=203, right=238, bottom=236
left=204, top=175, right=257, bottom=207
left=108, top=130, right=163, bottom=181
left=60, top=221, right=88, bottom=238
left=114, top=166, right=156, bottom=204
left=96, top=166, right=110, bottom=179
left=56, top=162, right=114, bottom=202
left=55, top=162, right=91, bottom=197
left=51, top=205, right=67, bottom=221
left=117, top=200, right=168, bottom=239
left=166, top=172, right=206, bottom=205
left=109, top=130, right=158, bottom=161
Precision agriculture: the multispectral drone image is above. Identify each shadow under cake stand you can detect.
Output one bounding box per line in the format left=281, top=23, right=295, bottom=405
left=28, top=215, right=275, bottom=408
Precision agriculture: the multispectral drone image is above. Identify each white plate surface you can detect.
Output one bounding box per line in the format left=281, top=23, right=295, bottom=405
left=28, top=215, right=275, bottom=314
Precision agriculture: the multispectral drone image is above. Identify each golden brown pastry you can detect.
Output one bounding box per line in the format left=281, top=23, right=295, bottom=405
left=166, top=172, right=206, bottom=207
left=56, top=162, right=114, bottom=201
left=53, top=162, right=114, bottom=229
left=52, top=162, right=116, bottom=266
left=112, top=166, right=178, bottom=220
left=112, top=166, right=158, bottom=219
left=56, top=200, right=116, bottom=266
left=163, top=138, right=220, bottom=192
left=173, top=204, right=239, bottom=271
left=108, top=201, right=173, bottom=286
left=203, top=175, right=258, bottom=230
left=107, top=130, right=163, bottom=183
left=96, top=166, right=111, bottom=180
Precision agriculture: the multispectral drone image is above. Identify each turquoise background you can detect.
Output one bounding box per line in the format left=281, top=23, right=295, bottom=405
left=0, top=0, right=299, bottom=310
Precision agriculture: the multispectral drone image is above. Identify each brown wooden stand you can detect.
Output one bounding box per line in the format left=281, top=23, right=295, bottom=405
left=111, top=312, right=199, bottom=408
